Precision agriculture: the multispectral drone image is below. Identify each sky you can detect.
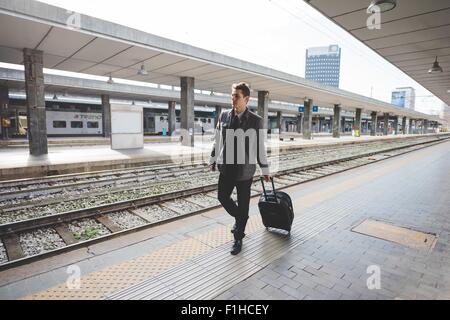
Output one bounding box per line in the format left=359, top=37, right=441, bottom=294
left=6, top=0, right=447, bottom=115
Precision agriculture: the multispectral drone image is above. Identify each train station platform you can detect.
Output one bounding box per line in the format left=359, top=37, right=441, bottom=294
left=0, top=135, right=183, bottom=148
left=0, top=133, right=442, bottom=181
left=0, top=138, right=449, bottom=300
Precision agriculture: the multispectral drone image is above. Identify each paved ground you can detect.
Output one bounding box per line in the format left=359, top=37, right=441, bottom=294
left=215, top=140, right=450, bottom=300
left=0, top=138, right=448, bottom=300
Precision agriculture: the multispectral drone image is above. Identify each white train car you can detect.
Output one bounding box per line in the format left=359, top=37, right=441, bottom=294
left=150, top=115, right=215, bottom=134
left=46, top=111, right=103, bottom=135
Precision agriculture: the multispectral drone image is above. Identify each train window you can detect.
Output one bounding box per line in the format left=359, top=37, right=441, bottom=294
left=201, top=118, right=206, bottom=123
left=87, top=121, right=99, bottom=128
left=176, top=118, right=180, bottom=123
left=53, top=121, right=66, bottom=128
left=160, top=116, right=164, bottom=121
left=194, top=118, right=198, bottom=121
left=71, top=121, right=83, bottom=128
left=208, top=119, right=211, bottom=123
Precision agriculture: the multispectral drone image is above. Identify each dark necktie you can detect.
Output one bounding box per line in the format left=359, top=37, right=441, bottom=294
left=232, top=115, right=239, bottom=167
left=231, top=114, right=240, bottom=129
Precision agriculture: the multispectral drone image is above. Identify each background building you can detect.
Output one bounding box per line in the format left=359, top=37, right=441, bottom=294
left=391, top=87, right=415, bottom=110
left=305, top=45, right=341, bottom=88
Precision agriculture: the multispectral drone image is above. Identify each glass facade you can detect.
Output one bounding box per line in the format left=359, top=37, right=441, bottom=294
left=305, top=45, right=341, bottom=88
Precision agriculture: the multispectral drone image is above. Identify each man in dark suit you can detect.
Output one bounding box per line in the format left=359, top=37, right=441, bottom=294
left=209, top=82, right=271, bottom=255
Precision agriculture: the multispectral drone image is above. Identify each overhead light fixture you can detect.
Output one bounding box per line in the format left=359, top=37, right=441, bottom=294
left=428, top=56, right=443, bottom=74
left=53, top=93, right=58, bottom=100
left=107, top=75, right=114, bottom=84
left=367, top=0, right=396, bottom=13
left=137, top=64, right=148, bottom=76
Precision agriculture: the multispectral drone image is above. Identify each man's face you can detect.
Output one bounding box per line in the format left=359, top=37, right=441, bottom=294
left=231, top=89, right=249, bottom=111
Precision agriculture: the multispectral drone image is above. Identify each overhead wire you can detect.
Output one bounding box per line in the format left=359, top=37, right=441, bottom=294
left=268, top=0, right=440, bottom=98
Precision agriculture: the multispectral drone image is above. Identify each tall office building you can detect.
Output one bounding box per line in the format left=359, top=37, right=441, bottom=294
left=391, top=87, right=415, bottom=110
left=305, top=45, right=341, bottom=88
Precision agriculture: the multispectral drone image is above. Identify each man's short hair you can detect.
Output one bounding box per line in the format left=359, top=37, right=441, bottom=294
left=232, top=82, right=251, bottom=97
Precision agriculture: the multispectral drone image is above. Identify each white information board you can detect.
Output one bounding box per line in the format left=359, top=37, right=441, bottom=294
left=112, top=112, right=142, bottom=134
left=110, top=104, right=143, bottom=150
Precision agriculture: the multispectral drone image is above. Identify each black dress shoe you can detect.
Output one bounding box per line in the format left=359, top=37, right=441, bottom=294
left=230, top=240, right=242, bottom=255
left=230, top=223, right=237, bottom=234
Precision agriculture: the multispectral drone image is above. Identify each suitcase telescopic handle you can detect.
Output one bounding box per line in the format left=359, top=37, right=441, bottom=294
left=260, top=176, right=267, bottom=200
left=260, top=176, right=276, bottom=201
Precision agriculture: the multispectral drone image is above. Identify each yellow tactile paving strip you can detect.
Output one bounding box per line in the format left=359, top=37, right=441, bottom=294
left=23, top=238, right=212, bottom=300
left=23, top=214, right=265, bottom=300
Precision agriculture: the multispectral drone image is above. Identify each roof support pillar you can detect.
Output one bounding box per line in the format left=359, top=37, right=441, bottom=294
left=23, top=48, right=47, bottom=155
left=355, top=108, right=362, bottom=137
left=370, top=112, right=377, bottom=136
left=214, top=105, right=222, bottom=129
left=296, top=114, right=302, bottom=134
left=383, top=113, right=389, bottom=136
left=393, top=116, right=399, bottom=135
left=0, top=86, right=9, bottom=140
left=168, top=101, right=176, bottom=136
left=257, top=91, right=269, bottom=129
left=332, top=104, right=341, bottom=138
left=180, top=76, right=195, bottom=147
left=423, top=119, right=429, bottom=134
left=302, top=99, right=313, bottom=140
left=101, top=94, right=111, bottom=138
left=276, top=111, right=282, bottom=133
left=402, top=116, right=407, bottom=135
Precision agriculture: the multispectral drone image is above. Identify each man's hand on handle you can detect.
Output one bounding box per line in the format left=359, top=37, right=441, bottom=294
left=263, top=175, right=272, bottom=183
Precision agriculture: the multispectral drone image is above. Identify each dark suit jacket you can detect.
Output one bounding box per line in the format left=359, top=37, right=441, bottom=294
left=209, top=107, right=270, bottom=181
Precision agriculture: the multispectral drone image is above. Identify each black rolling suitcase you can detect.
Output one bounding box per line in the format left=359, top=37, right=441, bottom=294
left=258, top=177, right=294, bottom=234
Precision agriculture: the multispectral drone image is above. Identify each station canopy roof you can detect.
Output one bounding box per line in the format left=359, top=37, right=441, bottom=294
left=306, top=0, right=450, bottom=111
left=0, top=0, right=441, bottom=121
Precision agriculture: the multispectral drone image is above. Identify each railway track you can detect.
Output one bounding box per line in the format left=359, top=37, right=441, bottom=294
left=0, top=136, right=439, bottom=206
left=0, top=134, right=448, bottom=269
left=0, top=136, right=439, bottom=216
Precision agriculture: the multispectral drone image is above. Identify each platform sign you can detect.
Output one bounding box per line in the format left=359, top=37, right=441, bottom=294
left=313, top=106, right=319, bottom=112
left=298, top=106, right=304, bottom=113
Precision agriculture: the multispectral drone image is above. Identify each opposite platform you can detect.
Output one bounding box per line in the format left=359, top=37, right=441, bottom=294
left=0, top=133, right=441, bottom=181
